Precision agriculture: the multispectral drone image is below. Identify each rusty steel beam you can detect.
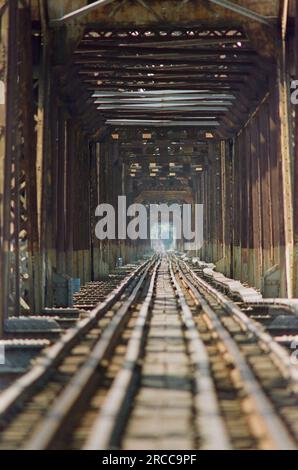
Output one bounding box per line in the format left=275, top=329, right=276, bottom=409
left=0, top=1, right=8, bottom=18
left=105, top=119, right=219, bottom=127
left=50, top=0, right=117, bottom=26
left=86, top=77, right=246, bottom=86
left=92, top=89, right=235, bottom=97
left=96, top=99, right=233, bottom=106
left=77, top=64, right=253, bottom=72
left=82, top=76, right=245, bottom=87
left=36, top=0, right=54, bottom=309
left=259, top=101, right=273, bottom=275
left=207, top=0, right=275, bottom=26
left=85, top=77, right=244, bottom=84
left=75, top=57, right=255, bottom=66
left=80, top=37, right=249, bottom=47
left=87, top=85, right=241, bottom=92
left=0, top=1, right=9, bottom=335
left=102, top=112, right=225, bottom=117
left=94, top=94, right=235, bottom=101
left=75, top=45, right=256, bottom=56
left=294, top=2, right=298, bottom=295
left=79, top=70, right=253, bottom=79
left=277, top=36, right=294, bottom=298
left=2, top=0, right=18, bottom=322
left=56, top=108, right=66, bottom=273
left=84, top=24, right=246, bottom=35
left=18, top=6, right=40, bottom=314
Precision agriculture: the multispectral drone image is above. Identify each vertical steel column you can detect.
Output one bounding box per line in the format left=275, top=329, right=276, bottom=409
left=216, top=142, right=222, bottom=262
left=73, top=132, right=91, bottom=284
left=232, top=137, right=240, bottom=279
left=65, top=120, right=75, bottom=277
left=208, top=141, right=222, bottom=263
left=75, top=132, right=84, bottom=283
left=72, top=127, right=80, bottom=279
left=92, top=140, right=101, bottom=277
left=36, top=0, right=53, bottom=308
left=2, top=0, right=18, bottom=321
left=0, top=2, right=9, bottom=335
left=245, top=126, right=253, bottom=284
left=202, top=153, right=208, bottom=261
left=99, top=139, right=109, bottom=278
left=221, top=140, right=232, bottom=276
left=220, top=140, right=226, bottom=269
left=294, top=2, right=298, bottom=295
left=259, top=102, right=273, bottom=276
left=85, top=135, right=92, bottom=283
left=13, top=99, right=20, bottom=317
left=204, top=148, right=210, bottom=261
left=210, top=143, right=216, bottom=261
left=19, top=5, right=39, bottom=314
left=240, top=129, right=249, bottom=282
left=277, top=31, right=294, bottom=297
left=268, top=83, right=283, bottom=286
left=50, top=99, right=58, bottom=272
left=250, top=117, right=262, bottom=288
left=56, top=108, right=66, bottom=273
left=89, top=140, right=99, bottom=280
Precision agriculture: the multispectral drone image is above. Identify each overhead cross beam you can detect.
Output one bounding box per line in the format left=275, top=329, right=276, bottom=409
left=64, top=21, right=271, bottom=137
left=207, top=0, right=275, bottom=26
left=92, top=90, right=235, bottom=97
left=75, top=57, right=254, bottom=65
left=105, top=120, right=220, bottom=127
left=75, top=45, right=256, bottom=56
left=50, top=0, right=117, bottom=26
left=49, top=0, right=275, bottom=27
left=94, top=94, right=235, bottom=102
left=81, top=37, right=249, bottom=47
left=49, top=0, right=274, bottom=27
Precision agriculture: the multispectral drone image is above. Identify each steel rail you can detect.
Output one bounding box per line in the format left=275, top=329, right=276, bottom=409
left=179, top=257, right=298, bottom=384
left=0, top=258, right=152, bottom=422
left=84, top=261, right=160, bottom=450
left=174, top=257, right=297, bottom=450
left=23, top=258, right=158, bottom=450
left=168, top=259, right=231, bottom=450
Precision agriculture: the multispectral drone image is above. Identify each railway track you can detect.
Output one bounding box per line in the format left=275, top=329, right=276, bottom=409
left=0, top=257, right=154, bottom=449
left=0, top=255, right=298, bottom=450
left=192, top=260, right=298, bottom=354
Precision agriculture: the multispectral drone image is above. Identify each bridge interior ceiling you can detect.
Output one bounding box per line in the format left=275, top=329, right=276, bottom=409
left=57, top=19, right=281, bottom=198
left=61, top=23, right=276, bottom=135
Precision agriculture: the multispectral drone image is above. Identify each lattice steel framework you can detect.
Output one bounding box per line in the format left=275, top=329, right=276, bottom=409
left=1, top=1, right=36, bottom=318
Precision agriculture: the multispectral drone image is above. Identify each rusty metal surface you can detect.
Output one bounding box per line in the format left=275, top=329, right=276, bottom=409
left=45, top=1, right=279, bottom=26
left=0, top=0, right=297, bottom=343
